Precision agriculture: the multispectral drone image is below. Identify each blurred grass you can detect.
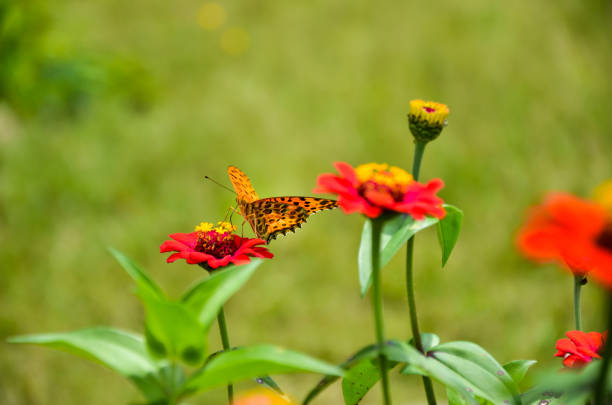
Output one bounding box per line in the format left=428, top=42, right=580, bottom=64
left=1, top=0, right=611, bottom=404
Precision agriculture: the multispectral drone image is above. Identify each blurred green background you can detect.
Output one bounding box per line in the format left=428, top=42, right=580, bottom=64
left=1, top=0, right=611, bottom=403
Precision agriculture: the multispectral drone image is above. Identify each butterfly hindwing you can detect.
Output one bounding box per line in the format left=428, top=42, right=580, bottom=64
left=227, top=166, right=338, bottom=242
left=244, top=201, right=308, bottom=242
left=244, top=198, right=338, bottom=242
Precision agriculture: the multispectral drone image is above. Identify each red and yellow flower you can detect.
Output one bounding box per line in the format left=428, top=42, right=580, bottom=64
left=555, top=330, right=607, bottom=368
left=516, top=192, right=612, bottom=287
left=315, top=162, right=445, bottom=219
left=160, top=221, right=273, bottom=270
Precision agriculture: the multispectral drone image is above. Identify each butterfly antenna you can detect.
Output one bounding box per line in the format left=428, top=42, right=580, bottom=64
left=204, top=176, right=236, bottom=194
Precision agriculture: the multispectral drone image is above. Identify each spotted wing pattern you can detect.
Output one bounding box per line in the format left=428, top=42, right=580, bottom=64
left=227, top=167, right=338, bottom=243
left=228, top=166, right=259, bottom=203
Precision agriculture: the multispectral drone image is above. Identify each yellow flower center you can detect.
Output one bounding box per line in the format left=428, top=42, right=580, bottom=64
left=409, top=99, right=450, bottom=126
left=355, top=163, right=413, bottom=189
left=195, top=221, right=236, bottom=234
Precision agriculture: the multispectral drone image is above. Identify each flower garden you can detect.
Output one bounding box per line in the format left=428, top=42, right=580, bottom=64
left=7, top=100, right=612, bottom=404
left=2, top=1, right=612, bottom=405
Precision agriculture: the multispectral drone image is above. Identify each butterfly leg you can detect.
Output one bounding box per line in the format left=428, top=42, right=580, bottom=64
left=225, top=204, right=242, bottom=225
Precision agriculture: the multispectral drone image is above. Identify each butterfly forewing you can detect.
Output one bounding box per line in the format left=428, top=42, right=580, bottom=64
left=227, top=166, right=338, bottom=242
left=228, top=166, right=259, bottom=203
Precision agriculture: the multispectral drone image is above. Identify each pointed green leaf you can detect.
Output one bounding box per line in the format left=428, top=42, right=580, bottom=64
left=139, top=291, right=206, bottom=365
left=181, top=260, right=261, bottom=330
left=358, top=215, right=438, bottom=296
left=254, top=375, right=284, bottom=394
left=387, top=341, right=480, bottom=404
left=108, top=247, right=164, bottom=299
left=183, top=345, right=344, bottom=394
left=433, top=341, right=521, bottom=400
left=503, top=360, right=537, bottom=385
left=434, top=351, right=518, bottom=404
left=341, top=358, right=399, bottom=405
left=303, top=343, right=379, bottom=404
left=8, top=327, right=165, bottom=401
left=436, top=204, right=463, bottom=267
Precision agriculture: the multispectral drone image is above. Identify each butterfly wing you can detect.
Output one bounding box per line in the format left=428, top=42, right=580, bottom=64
left=228, top=166, right=259, bottom=203
left=244, top=197, right=338, bottom=242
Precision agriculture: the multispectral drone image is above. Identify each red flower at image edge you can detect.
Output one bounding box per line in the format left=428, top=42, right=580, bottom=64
left=555, top=330, right=607, bottom=368
left=516, top=193, right=612, bottom=287
left=160, top=222, right=273, bottom=270
left=314, top=162, right=445, bottom=219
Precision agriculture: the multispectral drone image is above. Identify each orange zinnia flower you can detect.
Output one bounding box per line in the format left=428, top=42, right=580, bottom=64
left=517, top=193, right=612, bottom=288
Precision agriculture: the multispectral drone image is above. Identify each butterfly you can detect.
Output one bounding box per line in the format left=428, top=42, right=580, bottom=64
left=227, top=166, right=338, bottom=243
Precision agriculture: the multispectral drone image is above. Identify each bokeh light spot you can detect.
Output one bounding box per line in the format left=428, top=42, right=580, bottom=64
left=220, top=27, right=250, bottom=56
left=197, top=2, right=227, bottom=31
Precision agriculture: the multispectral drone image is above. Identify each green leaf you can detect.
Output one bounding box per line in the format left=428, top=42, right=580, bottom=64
left=341, top=357, right=399, bottom=405
left=183, top=345, right=344, bottom=394
left=402, top=333, right=440, bottom=376
left=139, top=291, right=207, bottom=365
left=521, top=362, right=610, bottom=404
left=433, top=351, right=518, bottom=404
left=358, top=215, right=438, bottom=296
left=409, top=333, right=440, bottom=353
left=7, top=327, right=165, bottom=401
left=386, top=340, right=480, bottom=404
left=433, top=341, right=521, bottom=401
left=254, top=375, right=284, bottom=394
left=108, top=247, right=164, bottom=299
left=436, top=204, right=463, bottom=267
left=181, top=260, right=261, bottom=330
left=303, top=343, right=379, bottom=405
left=447, top=388, right=470, bottom=405
left=503, top=360, right=537, bottom=385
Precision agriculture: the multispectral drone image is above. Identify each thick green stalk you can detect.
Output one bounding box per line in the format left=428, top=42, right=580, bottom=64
left=411, top=142, right=426, bottom=182
left=593, top=293, right=612, bottom=405
left=574, top=275, right=583, bottom=331
left=406, top=140, right=437, bottom=405
left=217, top=308, right=234, bottom=405
left=371, top=218, right=392, bottom=405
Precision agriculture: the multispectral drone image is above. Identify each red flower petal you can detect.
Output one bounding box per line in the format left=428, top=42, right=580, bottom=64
left=334, top=161, right=359, bottom=186
left=517, top=193, right=610, bottom=279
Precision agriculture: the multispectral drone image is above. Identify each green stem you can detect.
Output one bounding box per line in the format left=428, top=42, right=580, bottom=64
left=574, top=275, right=583, bottom=331
left=371, top=218, right=392, bottom=405
left=411, top=141, right=426, bottom=182
left=593, top=293, right=612, bottom=405
left=217, top=308, right=234, bottom=405
left=406, top=140, right=437, bottom=405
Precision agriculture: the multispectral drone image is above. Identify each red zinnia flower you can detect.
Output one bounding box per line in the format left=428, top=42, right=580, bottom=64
left=554, top=330, right=607, bottom=368
left=160, top=221, right=273, bottom=270
left=516, top=193, right=612, bottom=287
left=314, top=162, right=445, bottom=219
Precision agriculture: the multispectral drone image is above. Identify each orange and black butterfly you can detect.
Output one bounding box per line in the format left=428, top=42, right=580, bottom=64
left=227, top=166, right=338, bottom=243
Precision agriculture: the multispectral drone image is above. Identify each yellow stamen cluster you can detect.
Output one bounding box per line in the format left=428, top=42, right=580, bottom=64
left=355, top=163, right=413, bottom=188
left=594, top=180, right=612, bottom=214
left=409, top=99, right=450, bottom=127
left=195, top=221, right=237, bottom=234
